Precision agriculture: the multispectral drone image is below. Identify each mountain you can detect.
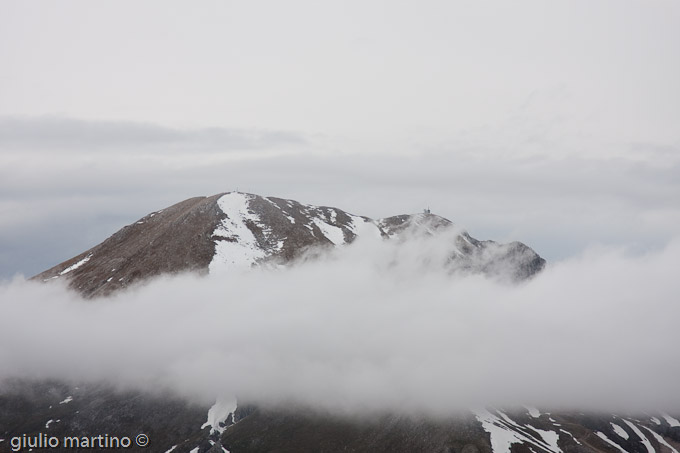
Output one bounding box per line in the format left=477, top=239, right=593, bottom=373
left=32, top=192, right=545, bottom=298
left=4, top=192, right=679, bottom=453
left=3, top=382, right=680, bottom=453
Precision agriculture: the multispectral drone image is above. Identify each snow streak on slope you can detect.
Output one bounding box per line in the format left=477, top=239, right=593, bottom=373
left=210, top=193, right=267, bottom=273
left=596, top=432, right=628, bottom=453
left=664, top=414, right=680, bottom=428
left=643, top=426, right=680, bottom=453
left=58, top=254, right=92, bottom=276
left=611, top=422, right=629, bottom=440
left=311, top=216, right=345, bottom=245
left=622, top=419, right=655, bottom=453
left=474, top=409, right=563, bottom=453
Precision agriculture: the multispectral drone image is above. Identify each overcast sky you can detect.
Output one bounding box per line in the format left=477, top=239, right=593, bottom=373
left=1, top=0, right=679, bottom=278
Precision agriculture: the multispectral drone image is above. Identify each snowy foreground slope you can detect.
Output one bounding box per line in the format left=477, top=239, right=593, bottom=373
left=2, top=382, right=679, bottom=453
left=3, top=192, right=678, bottom=452
left=33, top=192, right=545, bottom=298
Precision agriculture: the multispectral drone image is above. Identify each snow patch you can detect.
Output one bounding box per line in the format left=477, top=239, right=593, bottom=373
left=596, top=432, right=627, bottom=453
left=348, top=216, right=383, bottom=239
left=663, top=414, right=680, bottom=428
left=610, top=423, right=629, bottom=440
left=45, top=419, right=54, bottom=428
left=210, top=193, right=267, bottom=273
left=268, top=198, right=297, bottom=224
left=59, top=254, right=92, bottom=275
left=526, top=406, right=541, bottom=418
left=475, top=409, right=525, bottom=453
left=201, top=397, right=237, bottom=434
left=622, top=419, right=654, bottom=453
left=311, top=218, right=345, bottom=245
left=59, top=396, right=73, bottom=404
left=644, top=426, right=679, bottom=453
left=474, top=409, right=562, bottom=453
left=559, top=429, right=581, bottom=446
left=651, top=416, right=662, bottom=425
left=163, top=446, right=177, bottom=453
left=276, top=239, right=285, bottom=252
left=529, top=426, right=562, bottom=453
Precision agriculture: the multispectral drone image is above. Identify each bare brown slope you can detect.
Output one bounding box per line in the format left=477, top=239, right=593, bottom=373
left=32, top=194, right=226, bottom=298
left=32, top=192, right=546, bottom=299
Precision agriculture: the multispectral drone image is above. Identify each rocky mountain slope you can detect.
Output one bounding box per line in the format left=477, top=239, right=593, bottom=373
left=33, top=192, right=545, bottom=298
left=3, top=381, right=680, bottom=453
left=3, top=192, right=678, bottom=452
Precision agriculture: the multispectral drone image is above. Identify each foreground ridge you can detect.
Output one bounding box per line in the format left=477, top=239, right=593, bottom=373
left=2, top=381, right=679, bottom=453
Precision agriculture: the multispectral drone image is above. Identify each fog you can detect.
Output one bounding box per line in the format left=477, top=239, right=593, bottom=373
left=1, top=234, right=679, bottom=415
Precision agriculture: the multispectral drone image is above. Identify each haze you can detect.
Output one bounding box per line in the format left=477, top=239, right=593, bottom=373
left=1, top=235, right=679, bottom=414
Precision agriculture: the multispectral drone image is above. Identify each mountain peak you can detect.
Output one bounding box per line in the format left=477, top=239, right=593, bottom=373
left=33, top=192, right=545, bottom=297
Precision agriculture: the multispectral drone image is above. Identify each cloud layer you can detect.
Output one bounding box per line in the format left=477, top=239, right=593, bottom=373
left=2, top=235, right=679, bottom=414
left=2, top=115, right=679, bottom=281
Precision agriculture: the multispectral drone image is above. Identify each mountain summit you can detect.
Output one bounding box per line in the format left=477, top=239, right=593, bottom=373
left=33, top=192, right=545, bottom=297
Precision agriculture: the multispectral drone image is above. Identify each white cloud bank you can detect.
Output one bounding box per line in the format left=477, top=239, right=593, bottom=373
left=1, top=235, right=679, bottom=415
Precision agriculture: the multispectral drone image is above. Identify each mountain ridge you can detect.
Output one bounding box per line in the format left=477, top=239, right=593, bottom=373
left=32, top=191, right=545, bottom=298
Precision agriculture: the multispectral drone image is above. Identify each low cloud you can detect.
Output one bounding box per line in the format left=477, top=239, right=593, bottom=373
left=1, top=235, right=679, bottom=414
left=0, top=116, right=306, bottom=152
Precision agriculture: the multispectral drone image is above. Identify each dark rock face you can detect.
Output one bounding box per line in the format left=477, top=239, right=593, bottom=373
left=0, top=380, right=208, bottom=453
left=32, top=195, right=226, bottom=298
left=32, top=192, right=545, bottom=298
left=2, top=389, right=680, bottom=453
left=220, top=407, right=491, bottom=453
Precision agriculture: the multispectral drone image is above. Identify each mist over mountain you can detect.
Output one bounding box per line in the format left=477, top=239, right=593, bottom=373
left=3, top=0, right=679, bottom=451
left=1, top=192, right=679, bottom=453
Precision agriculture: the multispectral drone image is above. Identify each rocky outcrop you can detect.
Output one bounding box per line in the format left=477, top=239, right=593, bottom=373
left=32, top=192, right=545, bottom=298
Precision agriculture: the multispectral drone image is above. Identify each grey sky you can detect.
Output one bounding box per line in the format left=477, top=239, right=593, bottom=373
left=1, top=0, right=680, bottom=278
